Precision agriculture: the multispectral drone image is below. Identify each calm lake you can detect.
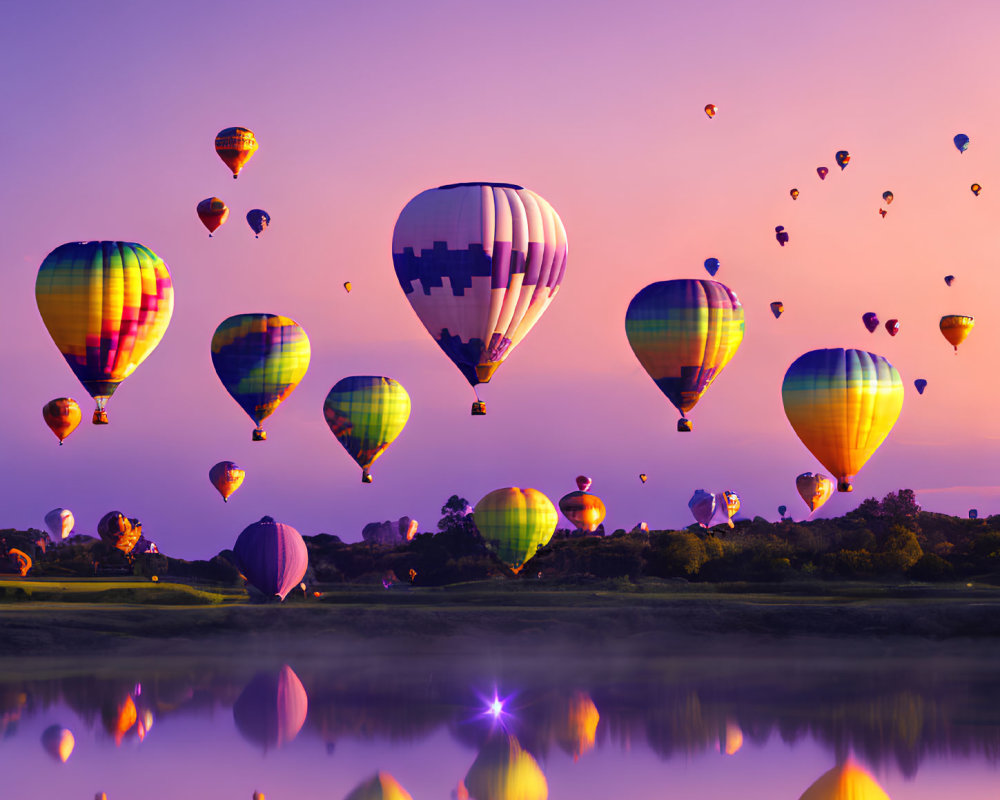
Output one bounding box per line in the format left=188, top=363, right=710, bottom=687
left=2, top=636, right=999, bottom=799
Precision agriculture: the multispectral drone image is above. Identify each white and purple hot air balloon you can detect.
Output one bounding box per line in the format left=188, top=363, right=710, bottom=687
left=688, top=490, right=716, bottom=528
left=233, top=517, right=308, bottom=601
left=44, top=508, right=74, bottom=540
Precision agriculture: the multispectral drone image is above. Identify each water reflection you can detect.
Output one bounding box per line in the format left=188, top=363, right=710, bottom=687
left=798, top=760, right=890, bottom=799
left=344, top=771, right=413, bottom=800
left=233, top=665, right=308, bottom=751
left=459, top=732, right=548, bottom=800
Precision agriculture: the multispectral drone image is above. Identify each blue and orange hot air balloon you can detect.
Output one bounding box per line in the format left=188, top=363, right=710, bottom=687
left=625, top=279, right=744, bottom=432
left=971, top=183, right=982, bottom=196
left=835, top=150, right=850, bottom=170
left=211, top=314, right=311, bottom=441
left=782, top=349, right=904, bottom=492
left=392, top=182, right=568, bottom=416
left=36, top=242, right=174, bottom=424
left=209, top=461, right=245, bottom=502
left=215, top=127, right=258, bottom=178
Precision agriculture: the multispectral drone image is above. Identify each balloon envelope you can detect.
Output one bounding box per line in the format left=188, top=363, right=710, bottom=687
left=778, top=505, right=787, bottom=517
left=970, top=509, right=979, bottom=520
left=215, top=126, right=258, bottom=177
left=625, top=279, right=744, bottom=430
left=97, top=511, right=142, bottom=555
left=197, top=197, right=229, bottom=234
left=575, top=475, right=592, bottom=492
left=474, top=488, right=557, bottom=573
left=790, top=188, right=799, bottom=200
left=862, top=312, right=879, bottom=333
left=835, top=150, right=850, bottom=169
left=944, top=275, right=955, bottom=286
left=770, top=301, right=784, bottom=318
left=704, top=103, right=717, bottom=118
left=689, top=489, right=716, bottom=528
left=971, top=183, right=982, bottom=196
left=704, top=257, right=720, bottom=276
left=233, top=516, right=309, bottom=600
left=232, top=665, right=308, bottom=750
left=211, top=314, right=311, bottom=440
left=940, top=315, right=973, bottom=351
left=914, top=379, right=927, bottom=395
left=246, top=209, right=271, bottom=237
left=796, top=472, right=835, bottom=514
left=45, top=508, right=74, bottom=539
left=41, top=725, right=74, bottom=763
left=209, top=461, right=245, bottom=502
left=36, top=242, right=174, bottom=423
left=954, top=133, right=970, bottom=153
left=392, top=182, right=568, bottom=395
left=42, top=398, right=81, bottom=444
left=817, top=167, right=829, bottom=179
left=884, top=319, right=899, bottom=336
left=558, top=491, right=607, bottom=533
left=882, top=191, right=893, bottom=204
left=783, top=350, right=904, bottom=492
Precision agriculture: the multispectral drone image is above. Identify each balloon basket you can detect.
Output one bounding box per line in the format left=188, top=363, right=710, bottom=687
left=471, top=401, right=486, bottom=416
left=252, top=428, right=267, bottom=441
left=677, top=418, right=692, bottom=432
left=838, top=480, right=853, bottom=492
left=361, top=471, right=373, bottom=484
left=92, top=410, right=108, bottom=425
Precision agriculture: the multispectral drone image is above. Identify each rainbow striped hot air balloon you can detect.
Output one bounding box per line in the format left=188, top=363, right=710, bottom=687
left=474, top=488, right=558, bottom=573
left=782, top=349, right=904, bottom=492
left=323, top=376, right=411, bottom=483
left=393, top=182, right=568, bottom=415
left=211, top=314, right=311, bottom=441
left=36, top=242, right=174, bottom=424
left=625, top=279, right=744, bottom=431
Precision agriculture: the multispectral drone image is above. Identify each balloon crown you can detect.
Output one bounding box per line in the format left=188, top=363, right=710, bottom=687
left=437, top=182, right=524, bottom=190
left=259, top=516, right=275, bottom=524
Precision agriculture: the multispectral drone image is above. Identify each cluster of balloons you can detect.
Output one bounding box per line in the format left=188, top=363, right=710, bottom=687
left=196, top=130, right=270, bottom=237
left=862, top=312, right=899, bottom=336
left=688, top=489, right=740, bottom=528
left=558, top=477, right=606, bottom=533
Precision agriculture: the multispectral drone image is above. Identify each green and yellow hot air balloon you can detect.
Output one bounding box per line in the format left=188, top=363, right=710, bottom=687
left=782, top=349, right=903, bottom=493
left=323, top=376, right=411, bottom=483
left=625, top=279, right=744, bottom=431
left=473, top=488, right=557, bottom=573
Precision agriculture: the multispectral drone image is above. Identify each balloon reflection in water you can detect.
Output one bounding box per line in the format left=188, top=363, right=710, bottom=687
left=41, top=725, right=74, bottom=762
left=459, top=731, right=548, bottom=800
left=232, top=665, right=308, bottom=751
left=797, top=760, right=890, bottom=799
left=344, top=772, right=413, bottom=800
left=554, top=692, right=599, bottom=760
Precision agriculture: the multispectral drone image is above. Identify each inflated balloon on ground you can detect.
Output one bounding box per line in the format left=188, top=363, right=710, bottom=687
left=233, top=517, right=308, bottom=601
left=474, top=488, right=557, bottom=573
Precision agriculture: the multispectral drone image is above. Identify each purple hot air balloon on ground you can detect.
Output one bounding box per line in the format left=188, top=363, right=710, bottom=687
left=862, top=312, right=879, bottom=333
left=688, top=489, right=716, bottom=528
left=233, top=516, right=308, bottom=601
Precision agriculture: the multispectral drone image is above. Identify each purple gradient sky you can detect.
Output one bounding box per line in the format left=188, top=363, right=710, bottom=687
left=3, top=0, right=999, bottom=558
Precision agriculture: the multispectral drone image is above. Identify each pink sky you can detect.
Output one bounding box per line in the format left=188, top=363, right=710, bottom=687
left=3, top=0, right=999, bottom=558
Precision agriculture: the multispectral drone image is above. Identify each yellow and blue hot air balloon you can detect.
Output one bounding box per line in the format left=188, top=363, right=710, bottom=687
left=211, top=314, right=311, bottom=441
left=625, top=279, right=744, bottom=431
left=215, top=127, right=258, bottom=178
left=322, top=376, right=411, bottom=483
left=392, top=182, right=568, bottom=416
left=782, top=349, right=904, bottom=492
left=36, top=242, right=174, bottom=424
left=473, top=488, right=558, bottom=574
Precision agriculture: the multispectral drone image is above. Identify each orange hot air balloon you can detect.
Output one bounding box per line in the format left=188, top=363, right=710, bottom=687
left=796, top=472, right=835, bottom=515
left=209, top=461, right=245, bottom=502
left=558, top=491, right=607, bottom=533
left=97, top=511, right=142, bottom=555
left=196, top=197, right=229, bottom=236
left=639, top=473, right=647, bottom=483
left=790, top=188, right=799, bottom=200
left=42, top=398, right=81, bottom=444
left=704, top=103, right=717, bottom=118
left=940, top=315, right=974, bottom=352
left=215, top=127, right=258, bottom=178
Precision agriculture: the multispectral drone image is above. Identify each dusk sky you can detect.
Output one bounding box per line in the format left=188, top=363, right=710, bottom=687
left=3, top=0, right=999, bottom=558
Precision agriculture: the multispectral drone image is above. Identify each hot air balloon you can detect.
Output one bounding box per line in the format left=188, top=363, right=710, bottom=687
left=790, top=188, right=799, bottom=200
left=97, top=511, right=143, bottom=555
left=689, top=489, right=716, bottom=528
left=461, top=732, right=548, bottom=800
left=211, top=314, right=311, bottom=441
left=885, top=319, right=899, bottom=336
left=796, top=472, right=835, bottom=514
left=970, top=509, right=979, bottom=520
left=393, top=182, right=568, bottom=416
left=639, top=473, right=647, bottom=483
left=971, top=183, right=982, bottom=196
left=323, top=376, right=411, bottom=483
left=8, top=549, right=31, bottom=576
left=344, top=281, right=352, bottom=293
left=197, top=197, right=229, bottom=236
left=399, top=517, right=419, bottom=541
left=882, top=191, right=893, bottom=204
left=797, top=760, right=890, bottom=800
left=704, top=104, right=717, bottom=118
left=344, top=772, right=413, bottom=800
left=914, top=379, right=927, bottom=395
left=44, top=508, right=74, bottom=540
left=778, top=505, right=787, bottom=517
left=834, top=150, right=850, bottom=170
left=817, top=167, right=829, bottom=180
left=575, top=475, right=592, bottom=492
left=232, top=517, right=309, bottom=600
left=41, top=725, right=74, bottom=763
left=944, top=275, right=955, bottom=286
left=770, top=301, right=784, bottom=318
left=954, top=133, right=970, bottom=153
left=862, top=312, right=879, bottom=333
left=215, top=127, right=258, bottom=178
left=473, top=488, right=557, bottom=573
left=246, top=209, right=270, bottom=238
left=940, top=315, right=974, bottom=352
left=233, top=665, right=308, bottom=751
left=209, top=461, right=245, bottom=502
left=721, top=490, right=740, bottom=525
left=625, top=279, right=744, bottom=432
left=42, top=398, right=81, bottom=444
left=558, top=491, right=606, bottom=533
left=775, top=225, right=789, bottom=246
left=783, top=350, right=904, bottom=492
left=36, top=242, right=174, bottom=424
left=704, top=257, right=720, bottom=276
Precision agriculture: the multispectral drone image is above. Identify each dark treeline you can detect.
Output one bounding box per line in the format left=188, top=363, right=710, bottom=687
left=3, top=490, right=999, bottom=587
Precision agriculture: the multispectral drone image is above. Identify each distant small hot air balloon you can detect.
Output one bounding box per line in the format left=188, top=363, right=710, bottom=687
left=639, top=473, right=647, bottom=483
left=41, top=725, right=75, bottom=763
left=704, top=104, right=717, bottom=118
left=971, top=183, right=982, bottom=196
left=790, top=188, right=799, bottom=200
left=209, top=461, right=245, bottom=502
left=884, top=319, right=899, bottom=336
left=575, top=475, right=592, bottom=492
left=796, top=472, right=835, bottom=514
left=343, top=281, right=352, bottom=293
left=215, top=127, right=258, bottom=178
left=775, top=225, right=789, bottom=246
left=197, top=197, right=229, bottom=236
left=835, top=150, right=850, bottom=170
left=704, top=257, right=720, bottom=276
left=233, top=517, right=309, bottom=601
left=862, top=312, right=879, bottom=333
left=944, top=275, right=955, bottom=286
left=817, top=167, right=829, bottom=180
left=970, top=509, right=979, bottom=520
left=879, top=209, right=887, bottom=218
left=778, top=505, right=787, bottom=517
left=940, top=315, right=974, bottom=352
left=914, top=379, right=927, bottom=395
left=882, top=191, right=893, bottom=204
left=689, top=489, right=716, bottom=528
left=954, top=133, right=970, bottom=153
left=42, top=398, right=81, bottom=444
left=45, top=508, right=74, bottom=540
left=770, top=301, right=784, bottom=319
left=246, top=209, right=270, bottom=238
